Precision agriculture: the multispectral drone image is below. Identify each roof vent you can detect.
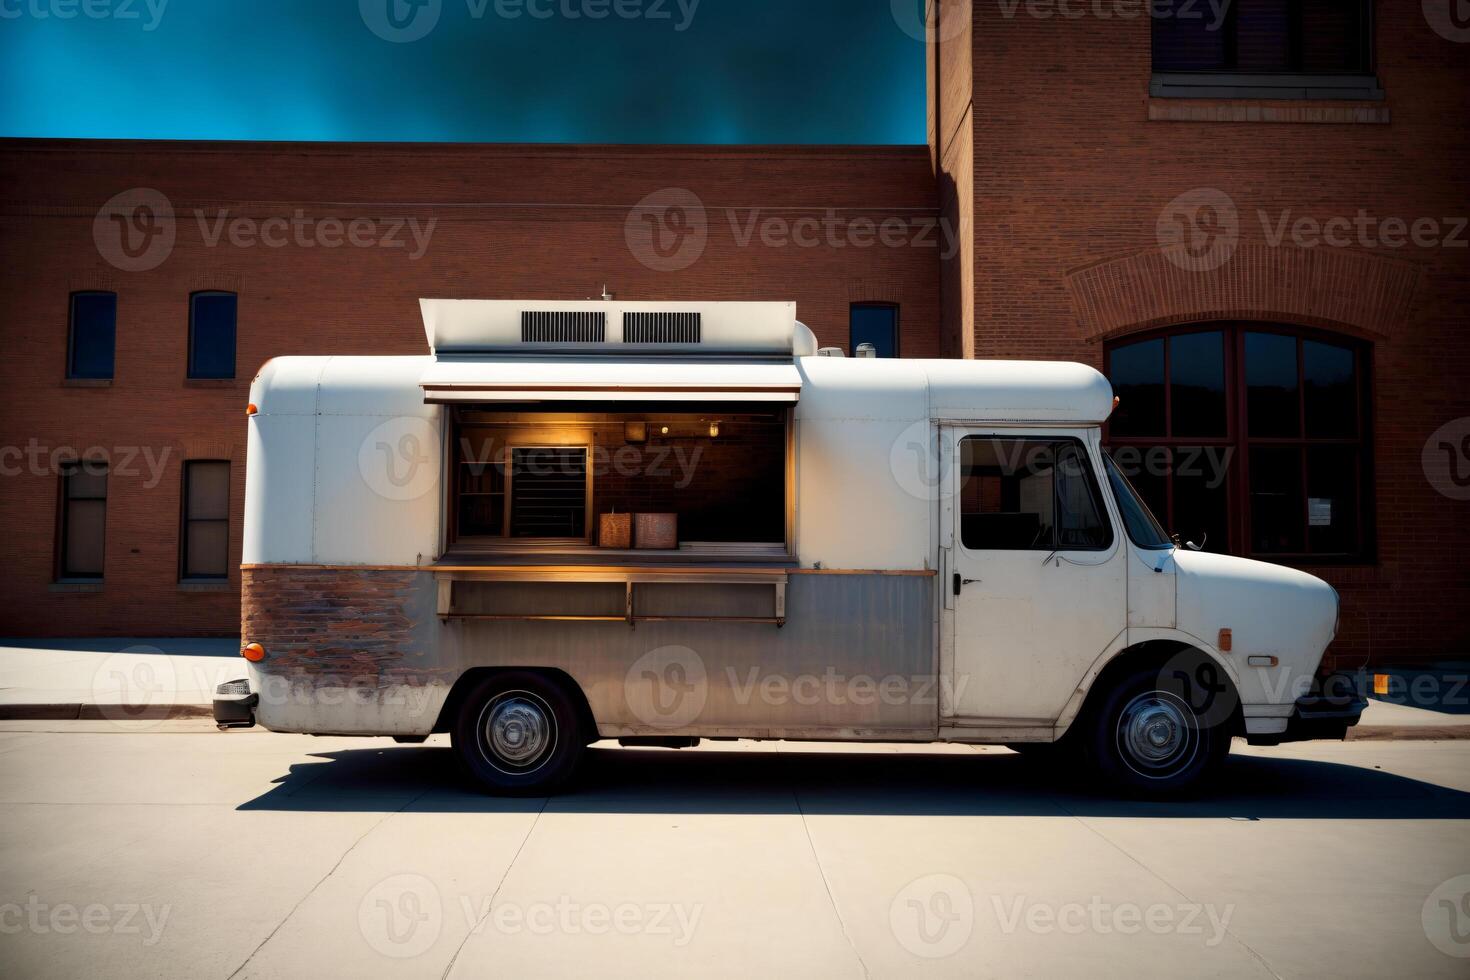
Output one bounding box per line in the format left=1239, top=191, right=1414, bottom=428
left=623, top=311, right=701, bottom=345
left=521, top=310, right=607, bottom=344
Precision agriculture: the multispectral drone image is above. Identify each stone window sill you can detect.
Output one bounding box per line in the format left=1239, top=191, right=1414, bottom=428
left=1150, top=72, right=1384, bottom=101
left=1147, top=98, right=1390, bottom=125
left=61, top=378, right=113, bottom=388
left=50, top=581, right=103, bottom=592
left=183, top=378, right=238, bottom=388
left=179, top=580, right=232, bottom=592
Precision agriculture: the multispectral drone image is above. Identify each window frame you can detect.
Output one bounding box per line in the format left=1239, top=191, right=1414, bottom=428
left=1150, top=0, right=1382, bottom=101
left=187, top=290, right=238, bottom=380
left=66, top=290, right=118, bottom=381
left=957, top=435, right=1115, bottom=555
left=56, top=459, right=108, bottom=581
left=849, top=302, right=900, bottom=358
left=179, top=460, right=231, bottom=581
left=1103, top=322, right=1375, bottom=565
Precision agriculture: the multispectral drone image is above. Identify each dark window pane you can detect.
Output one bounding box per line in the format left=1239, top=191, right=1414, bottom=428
left=960, top=438, right=1055, bottom=551
left=1109, top=339, right=1166, bottom=437
left=511, top=448, right=587, bottom=538
left=1103, top=450, right=1172, bottom=549
left=1169, top=331, right=1227, bottom=437
left=69, top=292, right=116, bottom=379
left=186, top=462, right=230, bottom=520
left=189, top=292, right=237, bottom=379
left=1250, top=446, right=1305, bottom=553
left=1173, top=446, right=1231, bottom=553
left=1245, top=332, right=1300, bottom=437
left=1303, top=340, right=1357, bottom=438
left=185, top=521, right=229, bottom=578
left=1235, top=0, right=1292, bottom=71
left=1307, top=446, right=1359, bottom=555
left=60, top=462, right=107, bottom=579
left=850, top=304, right=898, bottom=358
left=1054, top=444, right=1111, bottom=550
left=1301, top=0, right=1368, bottom=72
left=1151, top=8, right=1225, bottom=71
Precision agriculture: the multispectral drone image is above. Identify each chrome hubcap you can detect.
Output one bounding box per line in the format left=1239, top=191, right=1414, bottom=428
left=1117, top=692, right=1197, bottom=776
left=483, top=695, right=552, bottom=768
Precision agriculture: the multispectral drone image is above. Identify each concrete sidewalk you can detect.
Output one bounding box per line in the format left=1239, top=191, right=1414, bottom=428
left=1, top=638, right=1467, bottom=737
left=0, top=639, right=241, bottom=720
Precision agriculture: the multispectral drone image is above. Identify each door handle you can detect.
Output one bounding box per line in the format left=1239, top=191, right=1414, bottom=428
left=952, top=573, right=979, bottom=595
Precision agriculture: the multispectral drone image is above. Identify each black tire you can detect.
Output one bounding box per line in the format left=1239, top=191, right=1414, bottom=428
left=1081, top=662, right=1233, bottom=798
left=452, top=672, right=585, bottom=796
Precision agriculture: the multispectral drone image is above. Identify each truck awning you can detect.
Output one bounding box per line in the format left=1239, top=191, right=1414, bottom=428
left=420, top=358, right=802, bottom=404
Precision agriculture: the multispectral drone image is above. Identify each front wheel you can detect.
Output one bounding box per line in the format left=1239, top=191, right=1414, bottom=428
left=1082, top=663, right=1233, bottom=797
left=452, top=672, right=585, bottom=796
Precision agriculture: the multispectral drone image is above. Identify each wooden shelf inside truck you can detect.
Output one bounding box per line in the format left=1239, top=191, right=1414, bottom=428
left=434, top=564, right=789, bottom=627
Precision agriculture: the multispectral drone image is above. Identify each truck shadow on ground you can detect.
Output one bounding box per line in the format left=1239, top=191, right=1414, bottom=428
left=236, top=742, right=1470, bottom=820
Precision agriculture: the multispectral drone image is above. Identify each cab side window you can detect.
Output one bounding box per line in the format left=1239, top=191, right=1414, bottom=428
left=959, top=437, right=1111, bottom=551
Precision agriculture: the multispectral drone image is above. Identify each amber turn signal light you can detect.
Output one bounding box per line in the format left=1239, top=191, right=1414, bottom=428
left=1217, top=628, right=1232, bottom=652
left=241, top=642, right=267, bottom=662
left=246, top=403, right=259, bottom=416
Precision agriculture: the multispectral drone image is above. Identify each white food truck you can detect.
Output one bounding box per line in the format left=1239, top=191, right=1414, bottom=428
left=216, top=300, right=1363, bottom=796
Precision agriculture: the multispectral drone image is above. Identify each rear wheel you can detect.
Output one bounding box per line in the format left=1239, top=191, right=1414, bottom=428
left=1083, top=662, right=1233, bottom=797
left=452, top=672, right=585, bottom=796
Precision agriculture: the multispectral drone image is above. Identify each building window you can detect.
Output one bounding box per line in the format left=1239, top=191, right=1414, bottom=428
left=67, top=291, right=117, bottom=380
left=58, top=460, right=107, bottom=579
left=959, top=437, right=1112, bottom=552
left=1151, top=0, right=1380, bottom=100
left=181, top=461, right=231, bottom=579
left=1104, top=324, right=1372, bottom=562
left=189, top=291, right=237, bottom=379
left=850, top=303, right=899, bottom=358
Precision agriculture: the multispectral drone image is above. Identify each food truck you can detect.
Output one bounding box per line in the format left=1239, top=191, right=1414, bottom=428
left=216, top=300, right=1363, bottom=796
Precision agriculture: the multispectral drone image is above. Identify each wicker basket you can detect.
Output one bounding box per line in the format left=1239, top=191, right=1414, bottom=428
left=634, top=512, right=678, bottom=550
left=599, top=512, right=633, bottom=549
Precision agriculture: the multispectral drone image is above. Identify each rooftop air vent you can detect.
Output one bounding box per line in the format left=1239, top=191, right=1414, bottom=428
left=623, top=311, right=701, bottom=345
left=521, top=310, right=607, bottom=344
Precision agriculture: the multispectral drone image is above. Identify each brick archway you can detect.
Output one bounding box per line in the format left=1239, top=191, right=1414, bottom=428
left=1064, top=244, right=1422, bottom=344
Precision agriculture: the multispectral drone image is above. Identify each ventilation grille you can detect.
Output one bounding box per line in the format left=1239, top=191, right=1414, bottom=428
left=521, top=311, right=607, bottom=344
left=623, top=312, right=702, bottom=345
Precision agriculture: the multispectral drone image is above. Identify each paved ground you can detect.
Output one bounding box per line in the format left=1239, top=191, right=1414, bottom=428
left=0, top=723, right=1467, bottom=979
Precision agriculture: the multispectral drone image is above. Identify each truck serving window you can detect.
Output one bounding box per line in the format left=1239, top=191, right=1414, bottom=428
left=959, top=437, right=1111, bottom=552
left=1103, top=451, right=1173, bottom=550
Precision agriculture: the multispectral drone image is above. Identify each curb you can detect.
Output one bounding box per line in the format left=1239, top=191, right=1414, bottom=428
left=0, top=704, right=213, bottom=721
left=1347, top=725, right=1470, bottom=741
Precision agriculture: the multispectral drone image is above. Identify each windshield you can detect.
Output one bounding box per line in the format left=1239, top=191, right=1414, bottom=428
left=1102, top=452, right=1173, bottom=550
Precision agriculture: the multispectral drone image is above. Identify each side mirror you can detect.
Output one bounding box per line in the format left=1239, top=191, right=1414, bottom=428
left=1185, top=532, right=1208, bottom=552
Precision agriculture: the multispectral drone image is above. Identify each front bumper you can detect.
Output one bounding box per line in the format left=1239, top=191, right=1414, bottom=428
left=213, top=679, right=257, bottom=730
left=1247, top=691, right=1366, bottom=746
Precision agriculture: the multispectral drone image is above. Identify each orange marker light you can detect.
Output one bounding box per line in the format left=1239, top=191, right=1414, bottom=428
left=246, top=403, right=259, bottom=416
left=1373, top=673, right=1390, bottom=695
left=241, top=642, right=267, bottom=662
left=1218, top=628, right=1232, bottom=652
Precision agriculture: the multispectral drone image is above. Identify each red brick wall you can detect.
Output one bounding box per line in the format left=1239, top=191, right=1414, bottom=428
left=938, top=3, right=1470, bottom=665
left=0, top=142, right=940, bottom=636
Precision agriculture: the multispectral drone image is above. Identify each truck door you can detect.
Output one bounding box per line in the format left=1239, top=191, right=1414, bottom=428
left=942, top=429, right=1126, bottom=724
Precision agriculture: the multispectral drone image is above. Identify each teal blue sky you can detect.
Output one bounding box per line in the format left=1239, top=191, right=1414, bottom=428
left=1, top=0, right=928, bottom=143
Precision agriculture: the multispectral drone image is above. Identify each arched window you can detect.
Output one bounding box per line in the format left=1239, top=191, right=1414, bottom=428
left=1104, top=323, right=1372, bottom=563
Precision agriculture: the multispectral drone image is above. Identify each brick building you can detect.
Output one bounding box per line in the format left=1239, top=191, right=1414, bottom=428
left=1, top=2, right=1467, bottom=666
